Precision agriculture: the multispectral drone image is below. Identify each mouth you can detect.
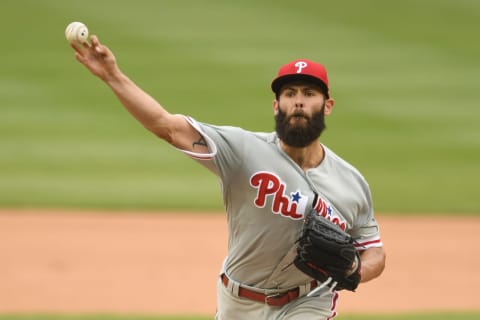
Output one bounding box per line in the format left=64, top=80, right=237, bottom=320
left=288, top=113, right=308, bottom=122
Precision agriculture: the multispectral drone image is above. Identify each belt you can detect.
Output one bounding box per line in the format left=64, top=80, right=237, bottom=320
left=221, top=273, right=317, bottom=307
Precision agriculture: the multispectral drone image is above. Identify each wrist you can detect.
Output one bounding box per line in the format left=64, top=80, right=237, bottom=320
left=104, top=67, right=126, bottom=86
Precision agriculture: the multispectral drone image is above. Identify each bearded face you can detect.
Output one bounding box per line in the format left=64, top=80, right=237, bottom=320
left=274, top=103, right=326, bottom=148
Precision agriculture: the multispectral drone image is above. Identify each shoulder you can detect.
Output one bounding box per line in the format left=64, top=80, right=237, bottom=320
left=195, top=119, right=276, bottom=144
left=322, top=145, right=370, bottom=186
left=251, top=131, right=277, bottom=143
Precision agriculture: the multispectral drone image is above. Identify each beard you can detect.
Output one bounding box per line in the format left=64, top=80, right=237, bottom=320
left=274, top=104, right=326, bottom=148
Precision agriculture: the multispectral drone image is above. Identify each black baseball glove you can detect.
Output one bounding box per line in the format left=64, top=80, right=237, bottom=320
left=294, top=210, right=361, bottom=291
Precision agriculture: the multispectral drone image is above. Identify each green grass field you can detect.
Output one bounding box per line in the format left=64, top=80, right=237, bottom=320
left=1, top=0, right=479, bottom=213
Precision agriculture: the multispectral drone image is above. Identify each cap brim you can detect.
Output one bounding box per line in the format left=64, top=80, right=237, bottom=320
left=271, top=74, right=329, bottom=98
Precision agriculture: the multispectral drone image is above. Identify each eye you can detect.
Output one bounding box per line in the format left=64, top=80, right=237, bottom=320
left=304, top=90, right=315, bottom=97
left=284, top=90, right=295, bottom=97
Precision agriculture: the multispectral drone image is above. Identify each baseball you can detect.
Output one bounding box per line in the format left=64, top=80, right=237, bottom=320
left=65, top=22, right=89, bottom=45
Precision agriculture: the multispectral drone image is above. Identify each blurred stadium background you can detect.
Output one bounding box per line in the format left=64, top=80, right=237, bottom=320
left=1, top=0, right=479, bottom=213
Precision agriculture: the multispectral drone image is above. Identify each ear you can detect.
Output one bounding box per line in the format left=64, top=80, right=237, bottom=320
left=324, top=98, right=335, bottom=116
left=273, top=99, right=279, bottom=115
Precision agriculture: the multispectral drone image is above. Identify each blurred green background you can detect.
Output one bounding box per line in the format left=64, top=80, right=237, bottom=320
left=0, top=0, right=479, bottom=213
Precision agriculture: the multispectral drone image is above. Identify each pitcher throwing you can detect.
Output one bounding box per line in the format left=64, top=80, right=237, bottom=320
left=70, top=34, right=386, bottom=320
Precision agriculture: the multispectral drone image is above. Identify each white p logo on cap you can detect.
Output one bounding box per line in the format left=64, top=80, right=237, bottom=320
left=294, top=61, right=308, bottom=73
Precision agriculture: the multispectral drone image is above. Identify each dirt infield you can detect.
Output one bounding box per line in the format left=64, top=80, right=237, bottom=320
left=1, top=210, right=479, bottom=315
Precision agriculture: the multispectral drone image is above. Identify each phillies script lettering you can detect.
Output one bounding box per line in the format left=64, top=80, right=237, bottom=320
left=250, top=172, right=308, bottom=220
left=313, top=196, right=347, bottom=231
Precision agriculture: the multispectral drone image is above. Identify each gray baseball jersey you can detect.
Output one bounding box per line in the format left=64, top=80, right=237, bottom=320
left=180, top=116, right=382, bottom=291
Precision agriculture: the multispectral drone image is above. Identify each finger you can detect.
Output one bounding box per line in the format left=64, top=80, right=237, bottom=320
left=91, top=35, right=107, bottom=56
left=82, top=40, right=91, bottom=49
left=70, top=42, right=83, bottom=54
left=71, top=42, right=90, bottom=57
left=74, top=51, right=86, bottom=64
left=91, top=34, right=100, bottom=46
left=91, top=35, right=103, bottom=52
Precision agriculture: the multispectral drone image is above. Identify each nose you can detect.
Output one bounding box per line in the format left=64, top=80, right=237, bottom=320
left=294, top=95, right=305, bottom=108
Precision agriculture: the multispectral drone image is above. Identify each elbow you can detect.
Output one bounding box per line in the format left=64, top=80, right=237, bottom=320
left=377, top=248, right=387, bottom=277
left=151, top=127, right=174, bottom=144
left=144, top=120, right=174, bottom=144
left=144, top=113, right=184, bottom=145
left=373, top=247, right=387, bottom=280
left=359, top=247, right=386, bottom=283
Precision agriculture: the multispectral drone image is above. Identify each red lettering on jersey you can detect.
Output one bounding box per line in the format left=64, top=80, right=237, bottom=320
left=314, top=197, right=328, bottom=217
left=250, top=172, right=280, bottom=207
left=313, top=195, right=347, bottom=230
left=273, top=184, right=302, bottom=219
left=250, top=171, right=305, bottom=220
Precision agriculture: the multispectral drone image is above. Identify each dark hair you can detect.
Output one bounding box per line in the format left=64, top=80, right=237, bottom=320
left=274, top=78, right=329, bottom=100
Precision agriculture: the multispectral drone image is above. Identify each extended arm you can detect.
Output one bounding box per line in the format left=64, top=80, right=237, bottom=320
left=71, top=35, right=208, bottom=154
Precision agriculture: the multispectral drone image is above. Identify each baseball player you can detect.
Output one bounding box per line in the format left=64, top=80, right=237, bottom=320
left=70, top=35, right=386, bottom=319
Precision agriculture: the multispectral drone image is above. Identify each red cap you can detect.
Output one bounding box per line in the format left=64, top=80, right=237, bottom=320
left=271, top=59, right=329, bottom=97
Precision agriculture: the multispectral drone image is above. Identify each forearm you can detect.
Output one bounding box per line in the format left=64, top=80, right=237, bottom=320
left=73, top=35, right=206, bottom=151
left=73, top=35, right=175, bottom=142
left=104, top=70, right=172, bottom=140
left=359, top=247, right=386, bottom=283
